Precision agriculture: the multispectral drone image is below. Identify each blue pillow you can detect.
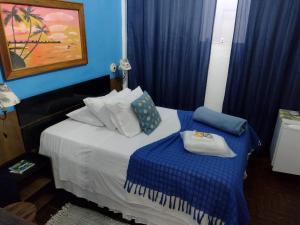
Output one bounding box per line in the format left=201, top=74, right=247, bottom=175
left=131, top=91, right=161, bottom=135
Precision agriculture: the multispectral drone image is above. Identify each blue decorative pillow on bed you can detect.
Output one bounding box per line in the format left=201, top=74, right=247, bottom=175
left=131, top=91, right=161, bottom=135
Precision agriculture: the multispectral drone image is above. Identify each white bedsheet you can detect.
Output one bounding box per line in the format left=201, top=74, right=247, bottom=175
left=40, top=107, right=213, bottom=225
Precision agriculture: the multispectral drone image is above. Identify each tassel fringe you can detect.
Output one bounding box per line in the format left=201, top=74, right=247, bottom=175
left=124, top=180, right=224, bottom=225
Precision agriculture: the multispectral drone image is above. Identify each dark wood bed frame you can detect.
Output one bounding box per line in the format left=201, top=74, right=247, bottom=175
left=15, top=75, right=111, bottom=152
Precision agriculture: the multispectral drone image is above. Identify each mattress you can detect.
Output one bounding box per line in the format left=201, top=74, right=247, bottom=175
left=40, top=107, right=213, bottom=225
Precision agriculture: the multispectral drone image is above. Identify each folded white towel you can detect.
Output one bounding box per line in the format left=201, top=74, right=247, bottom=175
left=180, top=131, right=236, bottom=158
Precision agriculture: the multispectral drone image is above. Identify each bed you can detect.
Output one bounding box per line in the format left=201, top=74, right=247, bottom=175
left=39, top=108, right=258, bottom=225
left=17, top=76, right=257, bottom=225
left=39, top=107, right=191, bottom=225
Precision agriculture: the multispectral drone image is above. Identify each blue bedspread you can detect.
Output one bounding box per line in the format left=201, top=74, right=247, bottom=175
left=125, top=110, right=260, bottom=225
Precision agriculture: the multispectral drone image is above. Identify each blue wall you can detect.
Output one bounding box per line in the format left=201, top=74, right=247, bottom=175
left=0, top=0, right=122, bottom=100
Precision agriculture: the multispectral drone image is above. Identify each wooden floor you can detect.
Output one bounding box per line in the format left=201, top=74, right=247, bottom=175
left=245, top=155, right=300, bottom=225
left=36, top=155, right=300, bottom=225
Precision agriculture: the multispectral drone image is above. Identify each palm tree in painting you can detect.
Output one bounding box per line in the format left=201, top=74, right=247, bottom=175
left=19, top=6, right=44, bottom=57
left=2, top=5, right=22, bottom=54
left=23, top=24, right=49, bottom=60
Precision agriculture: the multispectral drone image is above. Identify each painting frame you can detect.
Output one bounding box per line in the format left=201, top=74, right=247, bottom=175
left=0, top=0, right=88, bottom=80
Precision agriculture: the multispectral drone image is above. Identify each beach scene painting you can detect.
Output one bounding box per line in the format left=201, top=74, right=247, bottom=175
left=0, top=1, right=87, bottom=80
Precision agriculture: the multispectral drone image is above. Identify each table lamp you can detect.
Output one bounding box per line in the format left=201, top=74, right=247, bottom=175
left=119, top=59, right=132, bottom=89
left=0, top=84, right=20, bottom=120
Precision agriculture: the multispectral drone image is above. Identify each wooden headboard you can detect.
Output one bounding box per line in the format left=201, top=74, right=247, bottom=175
left=16, top=75, right=111, bottom=152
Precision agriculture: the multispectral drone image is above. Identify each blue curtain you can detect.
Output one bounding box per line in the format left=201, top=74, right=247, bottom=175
left=127, top=0, right=216, bottom=110
left=223, top=0, right=300, bottom=149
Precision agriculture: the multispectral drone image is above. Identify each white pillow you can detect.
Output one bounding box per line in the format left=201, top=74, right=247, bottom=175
left=180, top=131, right=236, bottom=157
left=128, top=86, right=144, bottom=102
left=84, top=89, right=131, bottom=130
left=116, top=87, right=132, bottom=97
left=67, top=106, right=104, bottom=127
left=106, top=86, right=143, bottom=137
left=83, top=90, right=118, bottom=130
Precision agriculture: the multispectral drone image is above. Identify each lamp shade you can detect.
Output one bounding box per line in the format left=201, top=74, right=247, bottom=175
left=0, top=84, right=20, bottom=108
left=119, top=59, right=132, bottom=71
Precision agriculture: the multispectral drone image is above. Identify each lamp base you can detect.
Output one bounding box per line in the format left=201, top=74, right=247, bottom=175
left=122, top=71, right=128, bottom=89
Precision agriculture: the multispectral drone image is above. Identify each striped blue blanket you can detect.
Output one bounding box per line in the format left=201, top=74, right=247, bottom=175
left=124, top=110, right=260, bottom=225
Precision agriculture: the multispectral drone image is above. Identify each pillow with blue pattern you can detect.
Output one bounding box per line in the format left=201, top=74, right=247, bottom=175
left=131, top=91, right=161, bottom=135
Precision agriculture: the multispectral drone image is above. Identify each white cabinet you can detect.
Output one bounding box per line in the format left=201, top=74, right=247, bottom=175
left=270, top=109, right=300, bottom=175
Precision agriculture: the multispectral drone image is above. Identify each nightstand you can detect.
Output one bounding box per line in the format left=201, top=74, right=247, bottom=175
left=0, top=153, right=54, bottom=210
left=0, top=110, right=26, bottom=165
left=110, top=76, right=123, bottom=91
left=4, top=202, right=37, bottom=224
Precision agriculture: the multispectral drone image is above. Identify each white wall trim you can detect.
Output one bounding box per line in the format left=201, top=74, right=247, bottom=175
left=204, top=0, right=238, bottom=112
left=121, top=0, right=127, bottom=59
left=121, top=0, right=128, bottom=88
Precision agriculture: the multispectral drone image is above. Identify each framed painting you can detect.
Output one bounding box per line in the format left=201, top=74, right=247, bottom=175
left=0, top=0, right=87, bottom=80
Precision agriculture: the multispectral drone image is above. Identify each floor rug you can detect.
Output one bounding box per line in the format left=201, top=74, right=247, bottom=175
left=46, top=203, right=128, bottom=225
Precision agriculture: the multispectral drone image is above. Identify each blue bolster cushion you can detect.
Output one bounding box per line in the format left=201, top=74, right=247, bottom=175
left=193, top=106, right=247, bottom=136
